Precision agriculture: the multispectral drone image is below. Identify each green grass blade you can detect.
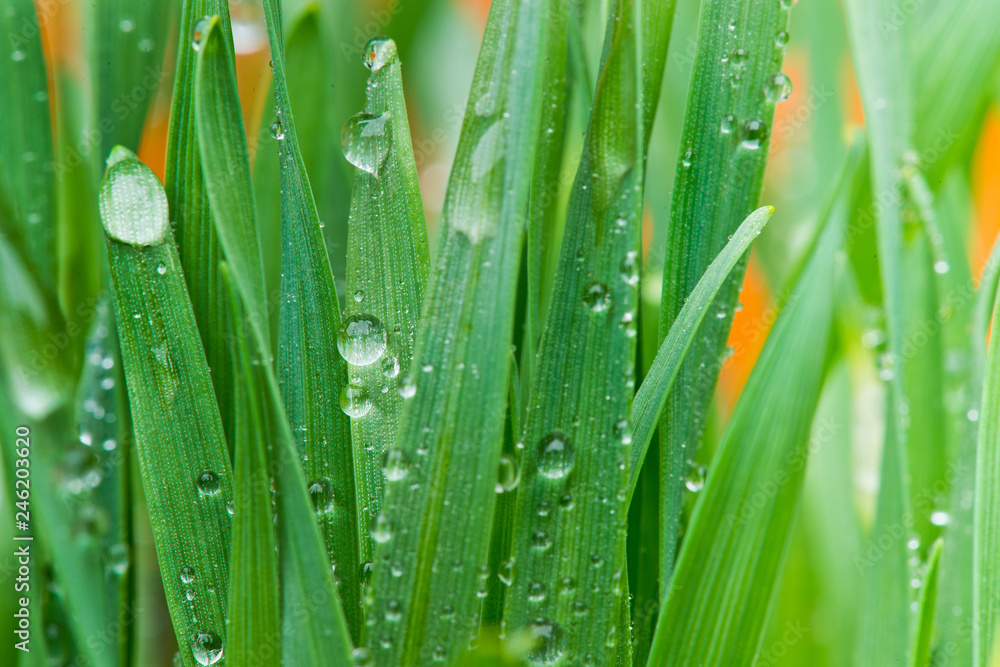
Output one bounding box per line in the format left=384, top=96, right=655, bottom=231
left=627, top=205, right=772, bottom=496
left=647, top=206, right=842, bottom=666
left=194, top=16, right=269, bottom=338
left=503, top=0, right=672, bottom=659
left=909, top=538, right=942, bottom=667
left=975, top=250, right=1000, bottom=667
left=366, top=0, right=551, bottom=661
left=843, top=0, right=913, bottom=662
left=259, top=0, right=363, bottom=642
left=341, top=36, right=430, bottom=564
left=0, top=0, right=55, bottom=291
left=656, top=0, right=793, bottom=587
left=165, top=0, right=235, bottom=443
left=100, top=148, right=232, bottom=667
left=87, top=0, right=175, bottom=158
left=222, top=263, right=281, bottom=667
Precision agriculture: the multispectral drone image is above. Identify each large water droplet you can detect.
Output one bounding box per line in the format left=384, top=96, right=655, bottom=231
left=191, top=17, right=213, bottom=51
left=765, top=73, right=793, bottom=103
left=197, top=471, right=221, bottom=496
left=337, top=314, right=387, bottom=366
left=739, top=119, right=769, bottom=150
left=340, top=383, right=373, bottom=418
left=528, top=581, right=547, bottom=602
left=99, top=148, right=170, bottom=246
left=191, top=632, right=223, bottom=665
left=583, top=282, right=612, bottom=312
left=269, top=121, right=285, bottom=140
left=180, top=566, right=195, bottom=584
left=363, top=36, right=396, bottom=71
left=383, top=450, right=411, bottom=481
left=537, top=432, right=575, bottom=479
left=352, top=647, right=374, bottom=665
left=341, top=112, right=391, bottom=175
left=685, top=460, right=706, bottom=492
left=721, top=113, right=737, bottom=134
left=308, top=477, right=335, bottom=513
left=471, top=120, right=506, bottom=183
left=526, top=619, right=565, bottom=665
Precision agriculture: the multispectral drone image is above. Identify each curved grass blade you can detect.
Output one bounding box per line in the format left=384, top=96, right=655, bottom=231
left=909, top=539, right=942, bottom=667
left=165, top=0, right=236, bottom=443
left=627, top=206, right=772, bottom=497
left=646, top=199, right=843, bottom=667
left=222, top=263, right=281, bottom=667
left=655, top=0, right=794, bottom=587
left=503, top=0, right=673, bottom=660
left=0, top=0, right=55, bottom=290
left=100, top=148, right=232, bottom=667
left=341, top=37, right=430, bottom=563
left=365, top=0, right=551, bottom=661
left=194, top=16, right=269, bottom=339
left=259, top=0, right=363, bottom=642
left=843, top=0, right=913, bottom=662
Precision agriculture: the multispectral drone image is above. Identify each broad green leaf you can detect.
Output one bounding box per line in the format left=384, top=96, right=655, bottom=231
left=260, top=0, right=363, bottom=642
left=843, top=0, right=913, bottom=662
left=909, top=539, right=942, bottom=667
left=222, top=263, right=281, bottom=667
left=656, top=0, right=794, bottom=587
left=504, top=0, right=672, bottom=659
left=627, top=206, right=773, bottom=495
left=647, top=193, right=842, bottom=667
left=366, top=0, right=551, bottom=661
left=341, top=36, right=429, bottom=563
left=0, top=0, right=55, bottom=291
left=100, top=149, right=232, bottom=667
left=165, top=0, right=236, bottom=444
left=194, top=16, right=269, bottom=339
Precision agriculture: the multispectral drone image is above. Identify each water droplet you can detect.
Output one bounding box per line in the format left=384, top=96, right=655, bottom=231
left=191, top=632, right=223, bottom=665
left=341, top=112, right=391, bottom=175
left=363, top=36, right=396, bottom=71
left=499, top=559, right=514, bottom=586
left=398, top=376, right=417, bottom=399
left=157, top=263, right=167, bottom=275
left=739, top=118, right=769, bottom=150
left=381, top=355, right=400, bottom=379
left=721, top=113, right=737, bottom=134
left=353, top=289, right=365, bottom=303
left=180, top=566, right=195, bottom=584
left=526, top=619, right=564, bottom=665
left=371, top=514, right=394, bottom=543
left=591, top=553, right=604, bottom=568
left=337, top=314, right=387, bottom=366
left=536, top=432, right=575, bottom=479
left=620, top=251, right=639, bottom=286
left=614, top=419, right=632, bottom=445
left=559, top=577, right=576, bottom=593
left=775, top=30, right=790, bottom=48
left=269, top=121, right=285, bottom=140
left=385, top=598, right=402, bottom=621
left=191, top=17, right=213, bottom=51
left=934, top=260, right=950, bottom=274
left=496, top=454, right=519, bottom=493
left=340, top=383, right=373, bottom=418
left=432, top=645, right=446, bottom=661
left=352, top=647, right=374, bottom=665
left=383, top=450, right=411, bottom=481
left=119, top=19, right=135, bottom=32
left=470, top=120, right=506, bottom=183
left=106, top=543, right=130, bottom=575
left=441, top=602, right=455, bottom=617
left=583, top=282, right=612, bottom=312
left=138, top=38, right=155, bottom=52
left=930, top=511, right=950, bottom=526
left=308, top=477, right=335, bottom=513
left=99, top=148, right=170, bottom=246
left=573, top=600, right=588, bottom=615
left=197, top=471, right=221, bottom=495
left=528, top=581, right=547, bottom=602
left=11, top=50, right=26, bottom=62
left=765, top=73, right=793, bottom=103
left=685, top=460, right=706, bottom=492
left=681, top=149, right=693, bottom=168
left=532, top=531, right=552, bottom=550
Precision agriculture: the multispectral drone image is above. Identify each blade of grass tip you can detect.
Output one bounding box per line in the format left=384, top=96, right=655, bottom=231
left=647, top=192, right=843, bottom=667
left=225, top=269, right=356, bottom=667
left=0, top=0, right=56, bottom=291
left=627, top=206, right=772, bottom=497
left=843, top=0, right=914, bottom=662
left=341, top=35, right=430, bottom=565
left=503, top=0, right=673, bottom=660
left=86, top=0, right=176, bottom=159
left=259, top=0, right=363, bottom=643
left=100, top=147, right=232, bottom=667
left=975, top=234, right=1000, bottom=667
left=365, top=0, right=550, bottom=662
left=656, top=0, right=794, bottom=588
left=165, top=0, right=236, bottom=445
left=221, top=263, right=281, bottom=667
left=194, top=16, right=269, bottom=339
left=909, top=539, right=943, bottom=667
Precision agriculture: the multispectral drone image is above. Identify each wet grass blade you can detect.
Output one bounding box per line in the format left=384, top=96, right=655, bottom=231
left=341, top=37, right=430, bottom=563
left=627, top=206, right=772, bottom=496
left=909, top=538, right=942, bottom=667
left=503, top=0, right=672, bottom=660
left=165, top=0, right=236, bottom=443
left=366, top=0, right=550, bottom=661
left=100, top=148, right=232, bottom=667
left=0, top=0, right=55, bottom=290
left=843, top=0, right=913, bottom=662
left=259, top=0, right=363, bottom=642
left=647, top=199, right=842, bottom=667
left=655, top=0, right=794, bottom=587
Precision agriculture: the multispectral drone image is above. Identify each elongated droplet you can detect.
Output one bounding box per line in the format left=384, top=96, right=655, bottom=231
left=99, top=147, right=170, bottom=246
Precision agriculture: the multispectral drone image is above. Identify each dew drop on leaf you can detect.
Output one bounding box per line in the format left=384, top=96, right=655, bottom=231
left=337, top=314, right=388, bottom=366
left=340, top=383, right=373, bottom=418
left=363, top=36, right=396, bottom=71
left=526, top=618, right=565, bottom=665
left=191, top=632, right=223, bottom=665
left=340, top=112, right=392, bottom=175
left=583, top=282, right=612, bottom=312
left=197, top=471, right=221, bottom=495
left=307, top=477, right=335, bottom=513
left=536, top=432, right=575, bottom=479
left=496, top=454, right=519, bottom=493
